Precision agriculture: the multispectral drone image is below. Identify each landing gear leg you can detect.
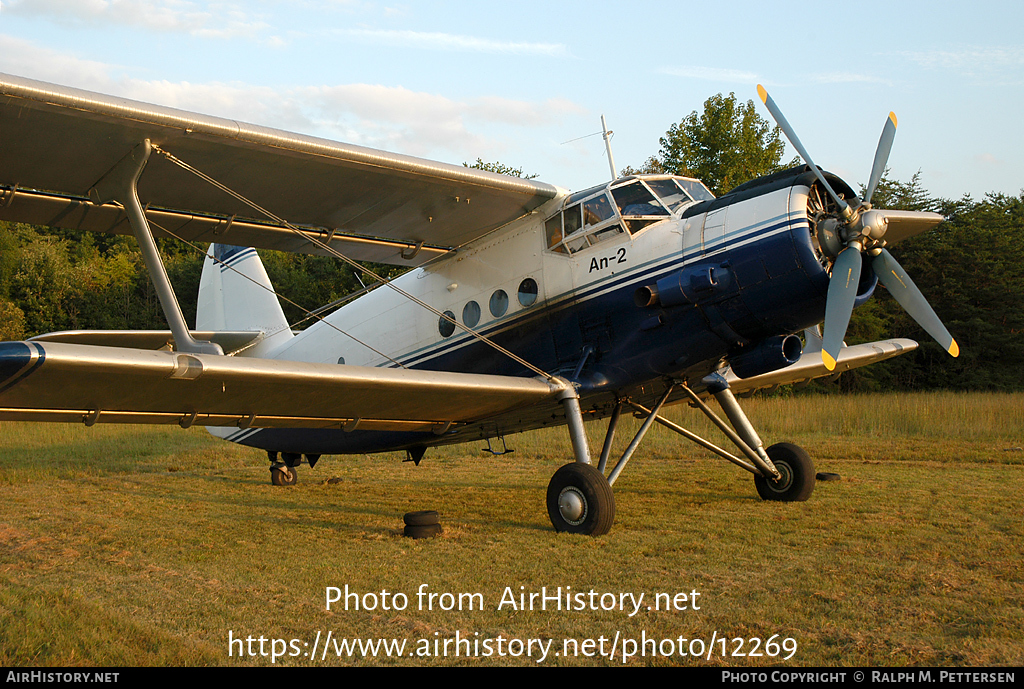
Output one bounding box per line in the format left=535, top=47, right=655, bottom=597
left=547, top=386, right=615, bottom=535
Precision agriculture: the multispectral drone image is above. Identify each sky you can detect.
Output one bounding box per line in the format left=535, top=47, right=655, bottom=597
left=1, top=0, right=1022, bottom=201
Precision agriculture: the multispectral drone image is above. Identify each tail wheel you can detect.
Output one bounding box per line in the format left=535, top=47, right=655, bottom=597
left=546, top=462, right=615, bottom=536
left=271, top=465, right=297, bottom=486
left=754, top=442, right=814, bottom=502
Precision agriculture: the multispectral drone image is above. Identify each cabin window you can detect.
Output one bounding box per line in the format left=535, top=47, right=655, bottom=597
left=489, top=289, right=509, bottom=317
left=463, top=300, right=481, bottom=328
left=439, top=310, right=456, bottom=337
left=518, top=278, right=538, bottom=307
left=337, top=356, right=345, bottom=365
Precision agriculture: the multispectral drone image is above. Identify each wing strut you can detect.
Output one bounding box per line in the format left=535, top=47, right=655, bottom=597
left=88, top=140, right=222, bottom=356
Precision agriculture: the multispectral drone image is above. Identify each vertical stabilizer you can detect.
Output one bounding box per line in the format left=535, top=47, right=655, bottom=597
left=197, top=244, right=292, bottom=357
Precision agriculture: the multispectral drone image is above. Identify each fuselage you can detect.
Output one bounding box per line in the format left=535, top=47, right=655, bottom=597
left=224, top=167, right=863, bottom=455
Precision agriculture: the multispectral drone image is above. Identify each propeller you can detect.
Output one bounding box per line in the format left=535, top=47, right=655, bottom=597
left=756, top=85, right=958, bottom=370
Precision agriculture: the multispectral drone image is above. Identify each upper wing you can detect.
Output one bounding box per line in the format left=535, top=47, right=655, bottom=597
left=0, top=73, right=560, bottom=266
left=0, top=340, right=566, bottom=432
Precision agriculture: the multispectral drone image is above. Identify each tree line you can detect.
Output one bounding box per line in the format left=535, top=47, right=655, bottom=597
left=0, top=95, right=1020, bottom=391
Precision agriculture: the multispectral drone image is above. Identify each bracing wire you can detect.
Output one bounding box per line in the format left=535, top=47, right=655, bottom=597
left=150, top=144, right=556, bottom=382
left=149, top=218, right=407, bottom=367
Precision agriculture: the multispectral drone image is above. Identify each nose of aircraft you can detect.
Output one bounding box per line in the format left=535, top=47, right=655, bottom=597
left=756, top=84, right=958, bottom=370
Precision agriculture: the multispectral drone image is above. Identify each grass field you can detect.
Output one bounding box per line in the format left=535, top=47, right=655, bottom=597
left=1, top=392, right=1022, bottom=666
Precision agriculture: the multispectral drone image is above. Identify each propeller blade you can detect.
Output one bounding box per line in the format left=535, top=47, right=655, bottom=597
left=876, top=209, right=944, bottom=245
left=864, top=112, right=897, bottom=205
left=757, top=84, right=850, bottom=216
left=822, top=247, right=863, bottom=370
left=872, top=249, right=959, bottom=357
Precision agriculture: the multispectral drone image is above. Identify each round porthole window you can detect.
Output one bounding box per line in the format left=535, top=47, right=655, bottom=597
left=517, top=278, right=539, bottom=307
left=438, top=310, right=456, bottom=337
left=489, top=289, right=509, bottom=318
left=463, top=300, right=481, bottom=328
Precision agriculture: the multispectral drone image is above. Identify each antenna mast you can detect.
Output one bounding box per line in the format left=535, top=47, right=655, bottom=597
left=601, top=114, right=617, bottom=181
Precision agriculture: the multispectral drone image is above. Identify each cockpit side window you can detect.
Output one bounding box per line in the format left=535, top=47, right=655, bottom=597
left=583, top=194, right=614, bottom=227
left=563, top=204, right=582, bottom=236
left=545, top=192, right=626, bottom=256
left=546, top=214, right=566, bottom=253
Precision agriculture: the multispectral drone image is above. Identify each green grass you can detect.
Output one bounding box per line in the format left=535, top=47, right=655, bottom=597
left=0, top=392, right=1021, bottom=666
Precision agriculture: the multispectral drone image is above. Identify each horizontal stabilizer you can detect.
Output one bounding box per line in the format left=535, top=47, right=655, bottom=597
left=30, top=330, right=262, bottom=354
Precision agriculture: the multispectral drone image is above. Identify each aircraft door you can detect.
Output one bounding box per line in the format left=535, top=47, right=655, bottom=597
left=701, top=206, right=729, bottom=257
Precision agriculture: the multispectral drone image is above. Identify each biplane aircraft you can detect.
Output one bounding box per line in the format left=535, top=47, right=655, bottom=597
left=0, top=74, right=957, bottom=535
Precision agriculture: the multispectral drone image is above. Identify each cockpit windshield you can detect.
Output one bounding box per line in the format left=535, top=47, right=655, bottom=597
left=545, top=175, right=713, bottom=255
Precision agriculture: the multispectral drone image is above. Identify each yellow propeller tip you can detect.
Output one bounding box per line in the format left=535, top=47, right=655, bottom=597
left=948, top=339, right=959, bottom=358
left=757, top=84, right=768, bottom=103
left=822, top=351, right=837, bottom=371
left=889, top=111, right=897, bottom=128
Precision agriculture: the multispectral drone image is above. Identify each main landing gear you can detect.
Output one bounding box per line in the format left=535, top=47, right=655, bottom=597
left=268, top=450, right=321, bottom=486
left=548, top=374, right=814, bottom=536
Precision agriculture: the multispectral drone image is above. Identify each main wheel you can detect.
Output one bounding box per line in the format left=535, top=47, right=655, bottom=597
left=546, top=462, right=615, bottom=536
left=271, top=465, right=297, bottom=486
left=754, top=442, right=814, bottom=502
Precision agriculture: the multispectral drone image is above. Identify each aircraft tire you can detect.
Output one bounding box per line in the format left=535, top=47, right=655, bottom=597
left=271, top=465, right=297, bottom=486
left=546, top=462, right=615, bottom=536
left=404, top=523, right=443, bottom=539
left=404, top=510, right=440, bottom=526
left=754, top=442, right=814, bottom=502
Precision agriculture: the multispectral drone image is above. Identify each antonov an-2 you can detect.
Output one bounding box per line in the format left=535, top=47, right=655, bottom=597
left=0, top=75, right=957, bottom=535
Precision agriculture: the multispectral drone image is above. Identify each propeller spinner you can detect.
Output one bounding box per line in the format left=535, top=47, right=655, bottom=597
left=756, top=85, right=959, bottom=370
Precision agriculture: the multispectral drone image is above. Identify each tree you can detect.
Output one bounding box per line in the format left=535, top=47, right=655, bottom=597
left=859, top=170, right=936, bottom=212
left=648, top=93, right=794, bottom=196
left=463, top=158, right=538, bottom=179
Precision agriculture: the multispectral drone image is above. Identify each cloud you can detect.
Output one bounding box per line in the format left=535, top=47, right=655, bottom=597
left=0, top=34, right=117, bottom=89
left=337, top=29, right=569, bottom=57
left=899, top=46, right=1024, bottom=80
left=974, top=153, right=1004, bottom=167
left=659, top=66, right=759, bottom=82
left=810, top=72, right=893, bottom=86
left=3, top=0, right=271, bottom=40
left=0, top=38, right=585, bottom=161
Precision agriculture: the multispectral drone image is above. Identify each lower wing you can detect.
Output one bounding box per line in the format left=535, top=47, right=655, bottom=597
left=0, top=341, right=565, bottom=432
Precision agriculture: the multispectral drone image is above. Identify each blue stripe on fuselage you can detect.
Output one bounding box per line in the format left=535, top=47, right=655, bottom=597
left=232, top=208, right=826, bottom=455
left=396, top=210, right=808, bottom=370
